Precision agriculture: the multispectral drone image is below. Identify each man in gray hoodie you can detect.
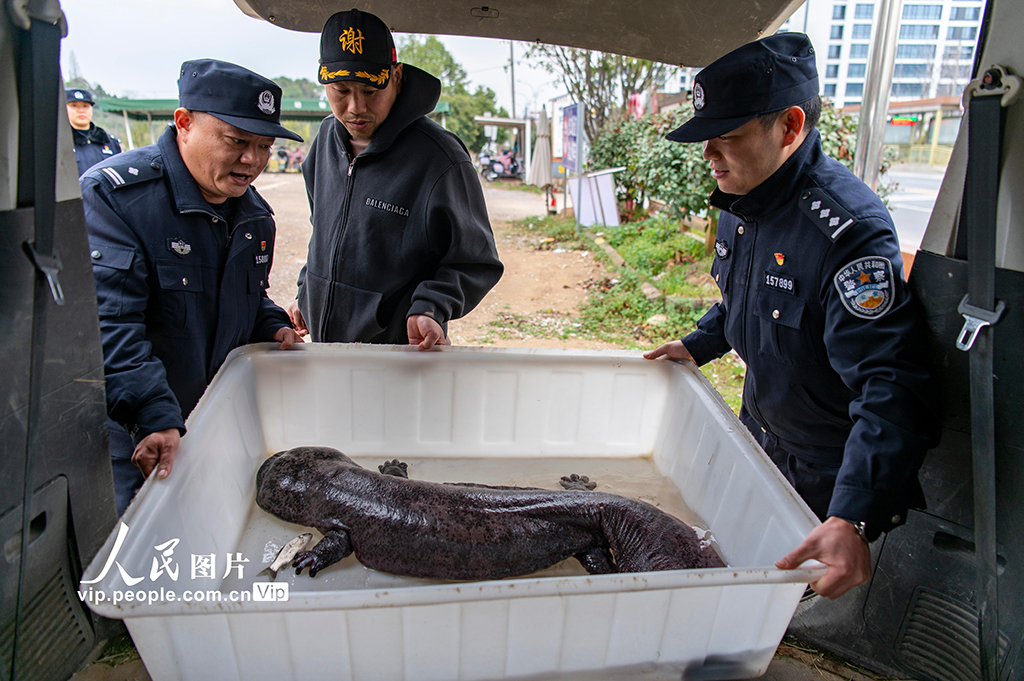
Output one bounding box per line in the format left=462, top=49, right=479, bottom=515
left=288, top=9, right=503, bottom=349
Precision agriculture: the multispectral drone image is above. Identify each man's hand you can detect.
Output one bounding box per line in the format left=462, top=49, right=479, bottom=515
left=286, top=299, right=307, bottom=336
left=407, top=314, right=450, bottom=350
left=643, top=340, right=694, bottom=362
left=131, top=429, right=181, bottom=480
left=273, top=326, right=304, bottom=350
left=775, top=516, right=872, bottom=599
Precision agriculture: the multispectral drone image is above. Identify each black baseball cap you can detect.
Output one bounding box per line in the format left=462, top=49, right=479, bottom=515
left=66, top=88, right=95, bottom=104
left=318, top=9, right=397, bottom=89
left=178, top=59, right=303, bottom=142
left=667, top=33, right=819, bottom=143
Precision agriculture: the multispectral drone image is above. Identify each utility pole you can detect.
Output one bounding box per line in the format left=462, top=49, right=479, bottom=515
left=510, top=41, right=516, bottom=119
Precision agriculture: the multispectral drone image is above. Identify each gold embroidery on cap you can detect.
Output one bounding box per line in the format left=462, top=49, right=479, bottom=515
left=320, top=66, right=351, bottom=80
left=339, top=27, right=364, bottom=54
left=356, top=69, right=390, bottom=85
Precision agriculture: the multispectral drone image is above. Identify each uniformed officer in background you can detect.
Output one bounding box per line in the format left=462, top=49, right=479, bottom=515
left=644, top=33, right=939, bottom=599
left=82, top=60, right=304, bottom=514
left=66, top=88, right=122, bottom=176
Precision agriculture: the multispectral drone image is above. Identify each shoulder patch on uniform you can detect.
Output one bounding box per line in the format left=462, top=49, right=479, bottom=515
left=799, top=187, right=858, bottom=241
left=99, top=162, right=162, bottom=190
left=834, top=256, right=895, bottom=319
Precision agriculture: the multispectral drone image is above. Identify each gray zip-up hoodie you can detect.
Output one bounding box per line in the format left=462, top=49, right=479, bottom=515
left=297, top=65, right=503, bottom=343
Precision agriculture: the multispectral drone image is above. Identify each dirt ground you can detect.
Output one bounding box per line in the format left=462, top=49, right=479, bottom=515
left=251, top=172, right=623, bottom=349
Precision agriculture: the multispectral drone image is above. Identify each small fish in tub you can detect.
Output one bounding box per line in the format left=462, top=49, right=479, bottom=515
left=254, top=446, right=725, bottom=579
left=256, top=532, right=313, bottom=580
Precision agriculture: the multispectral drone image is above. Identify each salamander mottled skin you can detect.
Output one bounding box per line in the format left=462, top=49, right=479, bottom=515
left=255, top=446, right=725, bottom=579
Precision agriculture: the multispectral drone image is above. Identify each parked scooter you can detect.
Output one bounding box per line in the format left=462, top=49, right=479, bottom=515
left=479, top=148, right=522, bottom=181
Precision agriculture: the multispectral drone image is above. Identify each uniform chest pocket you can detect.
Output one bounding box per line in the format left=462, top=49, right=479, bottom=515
left=156, top=263, right=203, bottom=292
left=153, top=263, right=203, bottom=337
left=753, top=288, right=821, bottom=366
left=90, top=242, right=135, bottom=318
left=710, top=256, right=731, bottom=294
left=248, top=267, right=269, bottom=294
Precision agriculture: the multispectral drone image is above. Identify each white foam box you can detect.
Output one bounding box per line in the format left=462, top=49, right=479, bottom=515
left=82, top=344, right=824, bottom=681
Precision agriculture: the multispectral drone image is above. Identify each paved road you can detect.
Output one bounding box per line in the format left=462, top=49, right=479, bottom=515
left=880, top=165, right=946, bottom=253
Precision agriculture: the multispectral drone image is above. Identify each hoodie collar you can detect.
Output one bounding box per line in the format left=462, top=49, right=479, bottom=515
left=333, top=64, right=442, bottom=157
left=709, top=127, right=823, bottom=222
left=158, top=125, right=272, bottom=221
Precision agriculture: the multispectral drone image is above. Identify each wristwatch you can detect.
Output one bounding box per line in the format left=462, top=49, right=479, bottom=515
left=839, top=517, right=869, bottom=543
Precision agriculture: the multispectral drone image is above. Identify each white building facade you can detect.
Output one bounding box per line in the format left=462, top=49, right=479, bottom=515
left=780, top=0, right=983, bottom=108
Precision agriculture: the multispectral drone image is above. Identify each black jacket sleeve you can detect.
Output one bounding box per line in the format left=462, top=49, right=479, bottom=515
left=408, top=160, right=503, bottom=322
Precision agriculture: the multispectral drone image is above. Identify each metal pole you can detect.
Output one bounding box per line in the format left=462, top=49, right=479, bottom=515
left=147, top=112, right=155, bottom=145
left=509, top=41, right=516, bottom=120
left=575, top=102, right=583, bottom=235
left=122, top=109, right=135, bottom=150
left=852, top=0, right=903, bottom=189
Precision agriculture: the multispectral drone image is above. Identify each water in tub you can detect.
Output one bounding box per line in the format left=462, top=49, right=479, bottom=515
left=222, top=455, right=720, bottom=594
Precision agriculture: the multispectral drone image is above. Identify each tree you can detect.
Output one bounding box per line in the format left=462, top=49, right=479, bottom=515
left=273, top=76, right=323, bottom=100
left=524, top=46, right=676, bottom=140
left=396, top=35, right=507, bottom=152
left=396, top=35, right=469, bottom=91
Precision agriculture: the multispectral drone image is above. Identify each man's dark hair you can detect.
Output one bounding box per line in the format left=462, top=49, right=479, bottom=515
left=756, top=95, right=822, bottom=132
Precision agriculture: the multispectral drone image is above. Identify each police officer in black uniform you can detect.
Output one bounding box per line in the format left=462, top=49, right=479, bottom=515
left=645, top=33, right=938, bottom=598
left=82, top=61, right=304, bottom=514
left=66, top=88, right=122, bottom=176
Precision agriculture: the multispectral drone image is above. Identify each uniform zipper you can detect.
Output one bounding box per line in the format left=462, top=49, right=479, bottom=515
left=737, top=218, right=771, bottom=436
left=320, top=151, right=358, bottom=336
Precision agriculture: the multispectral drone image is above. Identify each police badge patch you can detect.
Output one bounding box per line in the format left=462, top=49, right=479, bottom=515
left=693, top=82, right=705, bottom=110
left=257, top=90, right=276, bottom=115
left=168, top=238, right=191, bottom=257
left=715, top=239, right=730, bottom=259
left=834, top=256, right=895, bottom=319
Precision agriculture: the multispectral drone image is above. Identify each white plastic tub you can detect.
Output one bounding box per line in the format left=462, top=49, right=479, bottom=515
left=82, top=345, right=823, bottom=681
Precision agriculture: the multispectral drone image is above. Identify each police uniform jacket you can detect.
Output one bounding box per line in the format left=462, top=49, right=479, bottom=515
left=82, top=126, right=291, bottom=443
left=297, top=65, right=503, bottom=343
left=683, top=128, right=938, bottom=538
left=72, top=123, right=122, bottom=177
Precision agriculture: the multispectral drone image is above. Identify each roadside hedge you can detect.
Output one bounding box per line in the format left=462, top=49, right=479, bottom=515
left=587, top=99, right=895, bottom=231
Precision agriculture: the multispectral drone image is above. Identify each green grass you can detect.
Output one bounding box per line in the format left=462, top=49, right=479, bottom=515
left=94, top=634, right=140, bottom=666
left=597, top=215, right=719, bottom=298
left=506, top=213, right=746, bottom=413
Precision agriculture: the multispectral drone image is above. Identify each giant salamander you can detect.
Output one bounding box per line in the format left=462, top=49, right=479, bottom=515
left=255, top=446, right=725, bottom=579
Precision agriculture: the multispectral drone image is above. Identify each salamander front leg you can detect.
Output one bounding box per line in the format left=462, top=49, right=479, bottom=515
left=293, top=529, right=353, bottom=577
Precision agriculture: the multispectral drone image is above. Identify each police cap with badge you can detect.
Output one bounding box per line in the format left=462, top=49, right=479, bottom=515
left=66, top=88, right=95, bottom=105
left=666, top=32, right=819, bottom=143
left=317, top=9, right=397, bottom=89
left=178, top=59, right=303, bottom=142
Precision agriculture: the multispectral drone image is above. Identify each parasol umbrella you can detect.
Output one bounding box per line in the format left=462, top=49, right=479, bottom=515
left=528, top=106, right=553, bottom=188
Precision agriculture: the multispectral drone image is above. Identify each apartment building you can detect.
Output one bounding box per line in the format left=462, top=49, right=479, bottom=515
left=781, top=0, right=983, bottom=108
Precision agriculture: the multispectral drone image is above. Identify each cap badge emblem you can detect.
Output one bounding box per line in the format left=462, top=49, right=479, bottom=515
left=340, top=27, right=365, bottom=54
left=257, top=90, right=276, bottom=115
left=693, top=82, right=705, bottom=110
left=775, top=252, right=785, bottom=266
left=356, top=69, right=390, bottom=85
left=74, top=92, right=84, bottom=99
left=170, top=239, right=191, bottom=256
